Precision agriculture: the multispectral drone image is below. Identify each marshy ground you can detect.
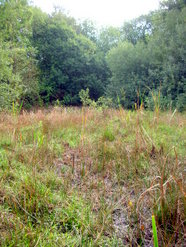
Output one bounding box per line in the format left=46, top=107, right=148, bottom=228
left=0, top=107, right=185, bottom=246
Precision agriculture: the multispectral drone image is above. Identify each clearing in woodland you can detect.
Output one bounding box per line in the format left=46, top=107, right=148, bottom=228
left=0, top=107, right=185, bottom=246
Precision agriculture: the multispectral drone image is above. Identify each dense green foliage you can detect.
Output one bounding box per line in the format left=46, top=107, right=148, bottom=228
left=0, top=0, right=185, bottom=110
left=0, top=0, right=40, bottom=110
left=106, top=0, right=186, bottom=111
left=31, top=9, right=108, bottom=105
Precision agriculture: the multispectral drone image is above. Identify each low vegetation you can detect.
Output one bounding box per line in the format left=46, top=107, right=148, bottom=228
left=0, top=107, right=185, bottom=246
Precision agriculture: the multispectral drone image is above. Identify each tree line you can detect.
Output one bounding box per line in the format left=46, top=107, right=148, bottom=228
left=0, top=0, right=185, bottom=111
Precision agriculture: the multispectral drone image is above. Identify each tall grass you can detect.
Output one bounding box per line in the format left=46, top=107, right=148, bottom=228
left=0, top=107, right=185, bottom=246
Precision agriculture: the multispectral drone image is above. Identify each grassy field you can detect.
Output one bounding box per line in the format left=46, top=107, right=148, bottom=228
left=0, top=107, right=185, bottom=246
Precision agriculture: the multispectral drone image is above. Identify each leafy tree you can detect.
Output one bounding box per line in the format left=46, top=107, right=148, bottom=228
left=106, top=41, right=151, bottom=108
left=148, top=0, right=186, bottom=110
left=32, top=8, right=108, bottom=105
left=106, top=0, right=186, bottom=110
left=0, top=0, right=39, bottom=110
left=98, top=26, right=121, bottom=53
left=121, top=15, right=153, bottom=45
left=77, top=19, right=98, bottom=43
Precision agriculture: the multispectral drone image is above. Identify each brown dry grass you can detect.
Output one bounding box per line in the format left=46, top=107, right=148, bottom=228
left=0, top=107, right=185, bottom=246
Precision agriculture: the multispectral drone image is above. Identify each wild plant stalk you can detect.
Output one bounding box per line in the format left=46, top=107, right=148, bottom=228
left=12, top=100, right=23, bottom=117
left=152, top=215, right=159, bottom=247
left=80, top=107, right=86, bottom=179
left=146, top=86, right=161, bottom=125
left=160, top=157, right=167, bottom=227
